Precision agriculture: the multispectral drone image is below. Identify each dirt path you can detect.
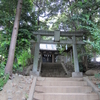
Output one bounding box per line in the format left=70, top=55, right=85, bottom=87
left=0, top=74, right=33, bottom=100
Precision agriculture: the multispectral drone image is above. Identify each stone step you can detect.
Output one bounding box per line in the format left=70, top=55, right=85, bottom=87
left=35, top=86, right=92, bottom=93
left=37, top=77, right=83, bottom=81
left=33, top=93, right=98, bottom=100
left=36, top=81, right=87, bottom=86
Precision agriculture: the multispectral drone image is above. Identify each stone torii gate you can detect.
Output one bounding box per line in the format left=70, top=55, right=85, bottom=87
left=31, top=30, right=85, bottom=77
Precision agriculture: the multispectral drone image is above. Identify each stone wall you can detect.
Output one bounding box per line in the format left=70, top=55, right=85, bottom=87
left=55, top=55, right=72, bottom=63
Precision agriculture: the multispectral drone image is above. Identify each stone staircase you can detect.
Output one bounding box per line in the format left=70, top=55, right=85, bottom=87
left=33, top=77, right=99, bottom=100
left=40, top=63, right=69, bottom=77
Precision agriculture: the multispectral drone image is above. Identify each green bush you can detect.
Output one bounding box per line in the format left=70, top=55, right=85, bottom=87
left=94, top=73, right=100, bottom=88
left=0, top=62, right=6, bottom=77
left=0, top=74, right=9, bottom=91
left=13, top=62, right=23, bottom=73
left=94, top=73, right=100, bottom=80
left=18, top=49, right=31, bottom=67
left=0, top=62, right=9, bottom=91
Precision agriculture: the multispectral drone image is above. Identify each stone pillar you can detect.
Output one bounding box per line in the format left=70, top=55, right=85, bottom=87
left=30, top=41, right=36, bottom=63
left=32, top=35, right=41, bottom=75
left=54, top=30, right=60, bottom=42
left=52, top=54, right=54, bottom=63
left=41, top=53, right=43, bottom=63
left=70, top=50, right=72, bottom=63
left=64, top=56, right=67, bottom=63
left=72, top=36, right=83, bottom=78
left=72, top=36, right=79, bottom=72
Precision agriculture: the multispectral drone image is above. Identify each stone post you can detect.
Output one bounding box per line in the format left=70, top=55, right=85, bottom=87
left=72, top=36, right=79, bottom=72
left=30, top=41, right=36, bottom=63
left=72, top=36, right=83, bottom=77
left=70, top=50, right=72, bottom=63
left=52, top=54, right=54, bottom=63
left=41, top=53, right=43, bottom=63
left=32, top=35, right=41, bottom=75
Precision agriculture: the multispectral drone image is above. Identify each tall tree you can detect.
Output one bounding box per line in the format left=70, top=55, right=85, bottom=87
left=32, top=0, right=64, bottom=29
left=5, top=0, right=23, bottom=75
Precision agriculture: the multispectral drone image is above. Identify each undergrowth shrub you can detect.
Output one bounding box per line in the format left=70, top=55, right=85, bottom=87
left=0, top=74, right=9, bottom=91
left=0, top=62, right=9, bottom=91
left=94, top=73, right=100, bottom=88
left=18, top=49, right=31, bottom=67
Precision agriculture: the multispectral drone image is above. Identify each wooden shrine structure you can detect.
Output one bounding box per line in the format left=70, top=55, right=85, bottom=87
left=40, top=47, right=72, bottom=63
left=31, top=30, right=85, bottom=77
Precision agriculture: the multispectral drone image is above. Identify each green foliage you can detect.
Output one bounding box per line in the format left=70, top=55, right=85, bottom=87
left=0, top=62, right=9, bottom=91
left=46, top=0, right=100, bottom=56
left=78, top=53, right=92, bottom=63
left=78, top=17, right=100, bottom=54
left=25, top=93, right=29, bottom=99
left=94, top=73, right=100, bottom=80
left=0, top=74, right=9, bottom=91
left=18, top=49, right=32, bottom=67
left=0, top=62, right=5, bottom=77
left=94, top=73, right=100, bottom=88
left=0, top=0, right=38, bottom=90
left=70, top=0, right=100, bottom=54
left=56, top=44, right=66, bottom=54
left=0, top=0, right=38, bottom=73
left=12, top=63, right=23, bottom=73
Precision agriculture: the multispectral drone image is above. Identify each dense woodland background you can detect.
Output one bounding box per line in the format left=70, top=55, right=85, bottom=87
left=0, top=0, right=100, bottom=90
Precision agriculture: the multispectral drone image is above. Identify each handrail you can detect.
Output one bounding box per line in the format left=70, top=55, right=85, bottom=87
left=28, top=77, right=37, bottom=100
left=61, top=62, right=68, bottom=74
left=39, top=62, right=42, bottom=76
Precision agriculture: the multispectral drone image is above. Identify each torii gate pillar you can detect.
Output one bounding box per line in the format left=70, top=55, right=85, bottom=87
left=32, top=35, right=40, bottom=76
left=72, top=36, right=83, bottom=78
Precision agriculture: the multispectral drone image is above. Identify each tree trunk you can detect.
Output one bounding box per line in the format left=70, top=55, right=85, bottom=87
left=93, top=52, right=96, bottom=62
left=5, top=0, right=23, bottom=75
left=83, top=56, right=88, bottom=70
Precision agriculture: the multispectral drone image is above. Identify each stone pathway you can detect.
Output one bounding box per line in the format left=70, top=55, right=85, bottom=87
left=33, top=77, right=99, bottom=100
